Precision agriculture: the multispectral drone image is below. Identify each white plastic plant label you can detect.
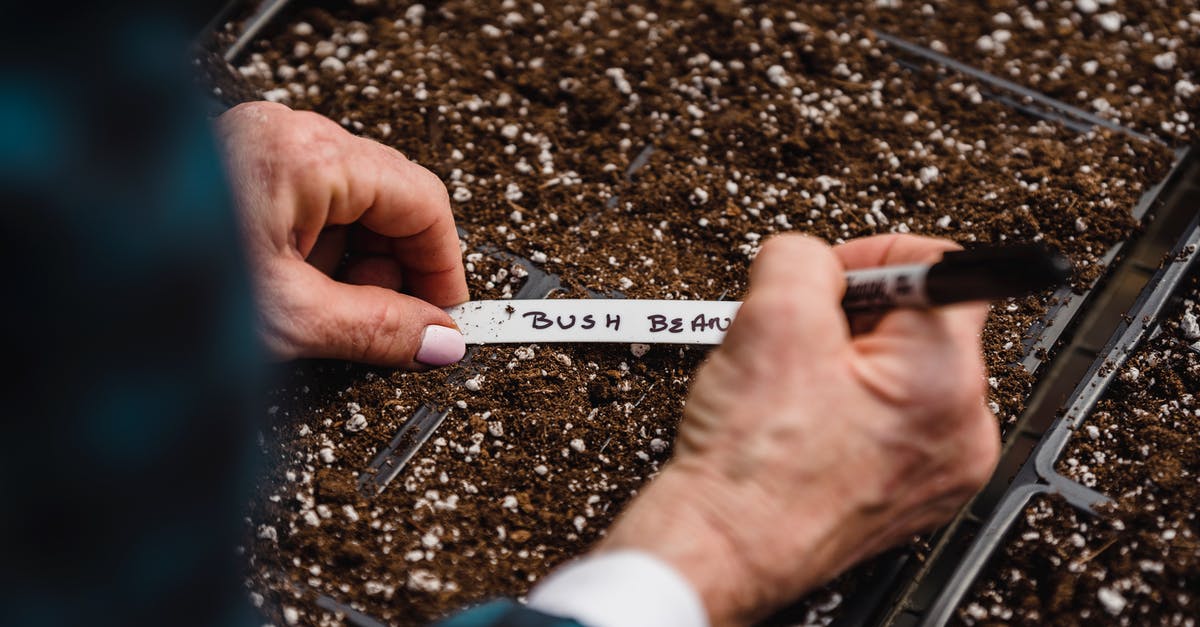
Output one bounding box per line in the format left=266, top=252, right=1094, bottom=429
left=446, top=299, right=742, bottom=345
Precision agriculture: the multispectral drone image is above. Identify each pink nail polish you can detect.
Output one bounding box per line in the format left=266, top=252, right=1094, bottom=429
left=416, top=325, right=466, bottom=367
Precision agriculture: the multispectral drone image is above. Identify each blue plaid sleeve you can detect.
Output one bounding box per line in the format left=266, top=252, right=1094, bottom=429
left=1, top=5, right=263, bottom=627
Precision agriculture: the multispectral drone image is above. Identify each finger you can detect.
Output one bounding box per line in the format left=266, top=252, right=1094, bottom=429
left=357, top=145, right=469, bottom=306
left=276, top=110, right=468, bottom=306
left=351, top=219, right=464, bottom=305
left=342, top=255, right=405, bottom=292
left=348, top=224, right=394, bottom=255
left=834, top=233, right=958, bottom=269
left=352, top=138, right=467, bottom=306
left=301, top=119, right=467, bottom=307
left=277, top=260, right=465, bottom=368
left=307, top=225, right=348, bottom=276
left=722, top=234, right=851, bottom=360
left=751, top=234, right=845, bottom=299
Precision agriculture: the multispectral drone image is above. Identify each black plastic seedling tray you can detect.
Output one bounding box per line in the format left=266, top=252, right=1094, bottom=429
left=864, top=34, right=1199, bottom=627
left=203, top=6, right=1200, bottom=626
left=916, top=208, right=1200, bottom=627
left=879, top=147, right=1200, bottom=627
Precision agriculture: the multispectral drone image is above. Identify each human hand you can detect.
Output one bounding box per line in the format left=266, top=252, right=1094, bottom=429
left=601, top=234, right=999, bottom=626
left=216, top=102, right=468, bottom=368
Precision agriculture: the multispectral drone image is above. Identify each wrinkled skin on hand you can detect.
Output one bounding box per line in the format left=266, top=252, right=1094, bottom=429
left=602, top=234, right=999, bottom=626
left=216, top=102, right=468, bottom=368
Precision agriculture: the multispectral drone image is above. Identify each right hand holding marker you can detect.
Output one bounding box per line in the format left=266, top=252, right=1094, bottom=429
left=601, top=234, right=999, bottom=626
left=217, top=102, right=468, bottom=369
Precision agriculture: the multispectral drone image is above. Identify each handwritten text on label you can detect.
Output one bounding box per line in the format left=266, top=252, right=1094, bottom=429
left=522, top=311, right=731, bottom=335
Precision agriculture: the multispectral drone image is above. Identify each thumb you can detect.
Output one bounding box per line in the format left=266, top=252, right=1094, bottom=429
left=275, top=261, right=466, bottom=369
left=721, top=234, right=851, bottom=363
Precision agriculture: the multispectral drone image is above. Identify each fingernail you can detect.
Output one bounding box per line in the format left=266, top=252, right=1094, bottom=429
left=416, top=325, right=466, bottom=367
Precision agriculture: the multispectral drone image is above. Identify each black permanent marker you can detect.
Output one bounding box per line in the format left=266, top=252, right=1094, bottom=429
left=841, top=244, right=1072, bottom=313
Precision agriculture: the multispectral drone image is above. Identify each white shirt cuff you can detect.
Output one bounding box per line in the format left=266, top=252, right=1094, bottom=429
left=526, top=550, right=709, bottom=627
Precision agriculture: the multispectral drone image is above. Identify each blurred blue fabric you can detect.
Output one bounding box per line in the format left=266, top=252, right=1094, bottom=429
left=0, top=4, right=263, bottom=627
left=0, top=4, right=592, bottom=625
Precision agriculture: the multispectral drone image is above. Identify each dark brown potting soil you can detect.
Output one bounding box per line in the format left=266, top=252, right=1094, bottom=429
left=1058, top=274, right=1200, bottom=498
left=253, top=341, right=710, bottom=625
left=862, top=0, right=1200, bottom=145
left=957, top=494, right=1197, bottom=626
left=216, top=2, right=1183, bottom=625
left=958, top=273, right=1200, bottom=625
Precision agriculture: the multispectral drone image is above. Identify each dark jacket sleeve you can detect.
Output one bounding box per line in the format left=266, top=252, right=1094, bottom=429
left=0, top=5, right=263, bottom=627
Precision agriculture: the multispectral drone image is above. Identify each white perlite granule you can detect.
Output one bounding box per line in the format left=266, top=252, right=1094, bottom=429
left=345, top=413, right=368, bottom=432
left=1153, top=51, right=1177, bottom=71
left=1095, top=11, right=1123, bottom=33
left=605, top=67, right=632, bottom=94
left=766, top=64, right=792, bottom=88
left=407, top=570, right=442, bottom=592
left=1179, top=311, right=1200, bottom=340
left=319, top=56, right=345, bottom=74
left=1097, top=587, right=1127, bottom=615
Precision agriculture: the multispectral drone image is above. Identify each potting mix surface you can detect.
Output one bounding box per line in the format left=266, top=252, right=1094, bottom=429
left=959, top=272, right=1200, bottom=625
left=210, top=1, right=1199, bottom=625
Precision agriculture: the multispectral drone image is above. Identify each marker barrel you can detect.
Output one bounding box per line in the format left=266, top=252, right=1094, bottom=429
left=842, top=264, right=931, bottom=311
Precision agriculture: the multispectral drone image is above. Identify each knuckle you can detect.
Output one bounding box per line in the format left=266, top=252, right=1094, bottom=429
left=294, top=109, right=345, bottom=136
left=888, top=353, right=986, bottom=426
left=963, top=430, right=1000, bottom=489
left=410, top=162, right=452, bottom=206
left=263, top=110, right=337, bottom=153
left=930, top=351, right=987, bottom=412
left=275, top=117, right=323, bottom=152
left=226, top=100, right=290, bottom=121
left=954, top=407, right=1000, bottom=489
left=965, top=365, right=990, bottom=409
left=955, top=358, right=988, bottom=400
left=261, top=116, right=347, bottom=184
left=357, top=299, right=408, bottom=363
